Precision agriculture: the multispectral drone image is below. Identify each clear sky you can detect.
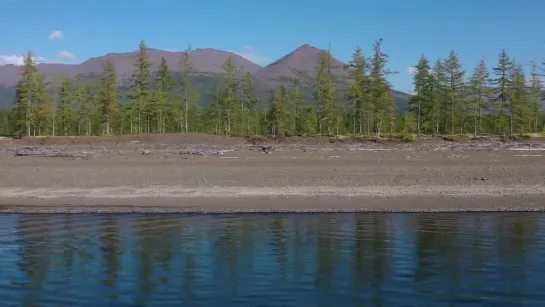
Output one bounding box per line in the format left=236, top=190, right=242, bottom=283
left=1, top=0, right=544, bottom=92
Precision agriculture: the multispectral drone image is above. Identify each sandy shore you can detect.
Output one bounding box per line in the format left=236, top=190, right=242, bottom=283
left=1, top=134, right=545, bottom=213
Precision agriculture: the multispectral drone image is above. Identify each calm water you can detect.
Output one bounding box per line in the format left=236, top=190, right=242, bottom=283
left=1, top=213, right=545, bottom=306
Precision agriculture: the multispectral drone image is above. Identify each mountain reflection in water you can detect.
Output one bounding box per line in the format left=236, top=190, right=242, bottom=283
left=0, top=213, right=544, bottom=306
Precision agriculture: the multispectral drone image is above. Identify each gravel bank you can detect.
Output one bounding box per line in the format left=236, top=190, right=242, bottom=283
left=1, top=135, right=545, bottom=213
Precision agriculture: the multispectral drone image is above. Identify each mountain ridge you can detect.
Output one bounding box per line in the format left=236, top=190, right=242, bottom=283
left=0, top=44, right=411, bottom=112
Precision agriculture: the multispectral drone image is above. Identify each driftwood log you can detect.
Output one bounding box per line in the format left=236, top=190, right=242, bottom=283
left=15, top=147, right=92, bottom=159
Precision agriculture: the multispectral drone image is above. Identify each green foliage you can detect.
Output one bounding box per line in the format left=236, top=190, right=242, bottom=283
left=443, top=50, right=466, bottom=134
left=408, top=54, right=435, bottom=134
left=1, top=41, right=543, bottom=139
left=491, top=49, right=514, bottom=135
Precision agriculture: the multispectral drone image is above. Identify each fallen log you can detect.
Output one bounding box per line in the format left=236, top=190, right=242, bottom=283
left=15, top=147, right=92, bottom=159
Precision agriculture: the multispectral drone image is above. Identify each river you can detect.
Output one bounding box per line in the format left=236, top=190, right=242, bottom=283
left=0, top=213, right=544, bottom=306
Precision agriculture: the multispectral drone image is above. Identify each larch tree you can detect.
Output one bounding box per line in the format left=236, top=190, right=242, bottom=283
left=491, top=49, right=514, bottom=135
left=243, top=72, right=259, bottom=134
left=409, top=55, right=434, bottom=135
left=155, top=57, right=172, bottom=133
left=442, top=50, right=465, bottom=134
left=129, top=40, right=152, bottom=134
left=347, top=46, right=369, bottom=134
left=13, top=51, right=38, bottom=136
left=290, top=78, right=305, bottom=135
left=467, top=59, right=490, bottom=136
left=431, top=58, right=447, bottom=134
left=509, top=63, right=529, bottom=135
left=369, top=39, right=395, bottom=137
left=273, top=85, right=287, bottom=137
left=528, top=60, right=542, bottom=132
left=73, top=74, right=87, bottom=135
left=315, top=49, right=338, bottom=135
left=57, top=78, right=74, bottom=136
left=33, top=74, right=53, bottom=135
left=220, top=57, right=238, bottom=134
left=83, top=83, right=97, bottom=135
left=180, top=45, right=193, bottom=133
left=99, top=61, right=119, bottom=135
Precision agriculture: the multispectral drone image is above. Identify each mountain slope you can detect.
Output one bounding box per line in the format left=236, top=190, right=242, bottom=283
left=0, top=48, right=262, bottom=86
left=255, top=44, right=349, bottom=86
left=0, top=45, right=410, bottom=111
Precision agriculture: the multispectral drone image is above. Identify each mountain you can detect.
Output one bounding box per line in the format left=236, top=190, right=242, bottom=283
left=255, top=44, right=349, bottom=86
left=0, top=48, right=261, bottom=86
left=0, top=45, right=410, bottom=111
left=255, top=44, right=409, bottom=112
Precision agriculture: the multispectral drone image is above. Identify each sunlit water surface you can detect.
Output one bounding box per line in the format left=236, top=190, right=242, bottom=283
left=1, top=213, right=545, bottom=306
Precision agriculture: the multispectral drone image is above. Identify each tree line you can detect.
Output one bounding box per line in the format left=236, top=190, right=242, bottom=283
left=2, top=39, right=544, bottom=138
left=408, top=50, right=544, bottom=137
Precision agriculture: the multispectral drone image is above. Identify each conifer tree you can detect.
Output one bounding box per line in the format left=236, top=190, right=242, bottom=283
left=57, top=78, right=74, bottom=136
left=409, top=55, right=434, bottom=134
left=13, top=51, right=38, bottom=136
left=369, top=39, right=395, bottom=137
left=243, top=72, right=259, bottom=134
left=73, top=74, right=87, bottom=135
left=83, top=83, right=97, bottom=135
left=443, top=50, right=465, bottom=134
left=347, top=46, right=369, bottom=134
left=290, top=78, right=305, bottom=135
left=34, top=74, right=53, bottom=135
left=273, top=85, right=287, bottom=137
left=467, top=59, right=490, bottom=136
left=509, top=63, right=529, bottom=135
left=156, top=57, right=171, bottom=133
left=315, top=50, right=338, bottom=135
left=129, top=40, right=152, bottom=134
left=220, top=57, right=237, bottom=134
left=99, top=61, right=119, bottom=135
left=491, top=49, right=514, bottom=135
left=180, top=45, right=193, bottom=133
left=431, top=59, right=446, bottom=134
left=528, top=61, right=542, bottom=132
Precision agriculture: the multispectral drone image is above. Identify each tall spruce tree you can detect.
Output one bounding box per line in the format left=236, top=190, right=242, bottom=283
left=129, top=40, right=152, bottom=134
left=467, top=59, right=490, bottom=136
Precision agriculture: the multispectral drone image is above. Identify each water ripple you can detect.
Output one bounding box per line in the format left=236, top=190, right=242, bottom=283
left=0, top=213, right=544, bottom=305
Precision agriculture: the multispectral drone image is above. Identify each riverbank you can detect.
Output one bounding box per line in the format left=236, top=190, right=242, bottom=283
left=1, top=133, right=545, bottom=213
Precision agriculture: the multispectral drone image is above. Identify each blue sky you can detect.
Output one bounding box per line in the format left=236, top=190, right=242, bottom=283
left=1, top=0, right=544, bottom=92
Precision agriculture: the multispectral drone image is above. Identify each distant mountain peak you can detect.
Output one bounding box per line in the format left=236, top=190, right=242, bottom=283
left=255, top=44, right=347, bottom=82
